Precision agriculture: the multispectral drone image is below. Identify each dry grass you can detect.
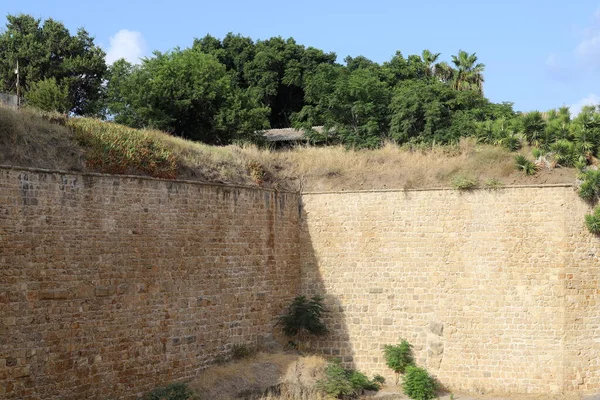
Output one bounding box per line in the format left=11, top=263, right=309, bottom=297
left=0, top=106, right=84, bottom=171
left=268, top=139, right=575, bottom=192
left=0, top=107, right=577, bottom=191
left=189, top=352, right=328, bottom=400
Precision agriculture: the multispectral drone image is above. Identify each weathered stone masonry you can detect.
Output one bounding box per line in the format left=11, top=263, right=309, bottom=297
left=300, top=187, right=600, bottom=395
left=2, top=165, right=600, bottom=399
left=0, top=166, right=301, bottom=399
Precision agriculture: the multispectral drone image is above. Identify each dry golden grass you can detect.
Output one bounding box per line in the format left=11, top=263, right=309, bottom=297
left=0, top=107, right=577, bottom=191
left=0, top=107, right=84, bottom=171
left=189, top=352, right=328, bottom=400
left=267, top=139, right=576, bottom=192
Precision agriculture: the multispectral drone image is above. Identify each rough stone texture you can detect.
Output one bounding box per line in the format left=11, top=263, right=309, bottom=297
left=3, top=164, right=600, bottom=398
left=0, top=167, right=301, bottom=399
left=300, top=187, right=600, bottom=396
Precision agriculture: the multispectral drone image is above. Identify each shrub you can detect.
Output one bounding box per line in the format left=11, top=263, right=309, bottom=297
left=498, top=132, right=522, bottom=151
left=451, top=175, right=478, bottom=191
left=278, top=295, right=328, bottom=337
left=579, top=169, right=600, bottom=203
left=549, top=139, right=576, bottom=167
left=373, top=374, right=386, bottom=385
left=402, top=366, right=437, bottom=400
left=316, top=360, right=354, bottom=398
left=483, top=178, right=504, bottom=190
left=317, top=360, right=382, bottom=398
left=25, top=77, right=71, bottom=113
left=514, top=154, right=538, bottom=176
left=139, top=383, right=196, bottom=400
left=231, top=343, right=253, bottom=360
left=348, top=369, right=382, bottom=392
left=383, top=339, right=414, bottom=384
left=585, top=207, right=600, bottom=234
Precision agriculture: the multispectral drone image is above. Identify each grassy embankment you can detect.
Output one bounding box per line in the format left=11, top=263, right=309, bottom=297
left=0, top=106, right=576, bottom=192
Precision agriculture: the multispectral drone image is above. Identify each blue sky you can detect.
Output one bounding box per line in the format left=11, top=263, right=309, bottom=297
left=2, top=0, right=600, bottom=114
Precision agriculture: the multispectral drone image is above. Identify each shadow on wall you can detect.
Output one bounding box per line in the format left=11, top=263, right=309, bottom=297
left=297, top=202, right=356, bottom=371
left=295, top=187, right=600, bottom=396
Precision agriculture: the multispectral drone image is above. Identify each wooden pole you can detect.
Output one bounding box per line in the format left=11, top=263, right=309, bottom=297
left=15, top=60, right=20, bottom=109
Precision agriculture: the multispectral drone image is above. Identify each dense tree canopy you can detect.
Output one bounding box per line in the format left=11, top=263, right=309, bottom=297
left=104, top=49, right=269, bottom=143
left=2, top=13, right=526, bottom=147
left=0, top=14, right=107, bottom=115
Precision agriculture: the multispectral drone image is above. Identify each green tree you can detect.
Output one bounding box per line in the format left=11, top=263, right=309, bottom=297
left=450, top=50, right=485, bottom=95
left=0, top=14, right=107, bottom=115
left=25, top=77, right=70, bottom=113
left=521, top=111, right=547, bottom=146
left=389, top=80, right=489, bottom=144
left=105, top=49, right=269, bottom=143
left=298, top=64, right=392, bottom=148
left=421, top=50, right=441, bottom=77
left=382, top=51, right=427, bottom=87
left=383, top=339, right=414, bottom=385
left=195, top=34, right=337, bottom=129
left=278, top=295, right=328, bottom=338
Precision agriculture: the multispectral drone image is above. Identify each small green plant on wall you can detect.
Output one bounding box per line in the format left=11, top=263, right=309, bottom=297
left=585, top=207, right=600, bottom=234
left=578, top=169, right=600, bottom=235
left=383, top=339, right=414, bottom=385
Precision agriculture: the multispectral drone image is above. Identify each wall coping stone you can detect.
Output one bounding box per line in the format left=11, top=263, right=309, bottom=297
left=0, top=164, right=297, bottom=194
left=303, top=183, right=576, bottom=195
left=0, top=163, right=577, bottom=195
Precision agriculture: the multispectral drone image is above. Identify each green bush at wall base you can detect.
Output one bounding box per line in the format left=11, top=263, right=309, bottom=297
left=384, top=339, right=414, bottom=384
left=138, top=383, right=197, bottom=400
left=402, top=366, right=437, bottom=400
left=317, top=360, right=383, bottom=398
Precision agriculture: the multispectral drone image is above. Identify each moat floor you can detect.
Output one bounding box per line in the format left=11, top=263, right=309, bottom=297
left=369, top=387, right=596, bottom=400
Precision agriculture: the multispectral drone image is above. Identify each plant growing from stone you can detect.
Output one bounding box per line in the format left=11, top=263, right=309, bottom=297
left=402, top=366, right=437, bottom=400
left=383, top=339, right=414, bottom=385
left=579, top=169, right=600, bottom=203
left=585, top=206, right=600, bottom=235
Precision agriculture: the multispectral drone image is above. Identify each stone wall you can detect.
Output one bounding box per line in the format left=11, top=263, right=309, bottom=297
left=3, top=163, right=600, bottom=398
left=300, top=187, right=600, bottom=395
left=0, top=166, right=301, bottom=399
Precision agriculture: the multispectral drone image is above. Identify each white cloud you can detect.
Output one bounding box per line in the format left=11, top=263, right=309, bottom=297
left=570, top=93, right=600, bottom=116
left=105, top=30, right=147, bottom=65
left=576, top=34, right=600, bottom=62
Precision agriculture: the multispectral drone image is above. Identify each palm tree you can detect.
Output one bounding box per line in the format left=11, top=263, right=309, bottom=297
left=451, top=50, right=485, bottom=95
left=433, top=61, right=455, bottom=84
left=421, top=49, right=441, bottom=77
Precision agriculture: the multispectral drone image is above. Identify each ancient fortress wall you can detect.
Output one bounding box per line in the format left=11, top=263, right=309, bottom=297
left=2, top=163, right=600, bottom=399
left=300, top=187, right=600, bottom=395
left=0, top=166, right=301, bottom=399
